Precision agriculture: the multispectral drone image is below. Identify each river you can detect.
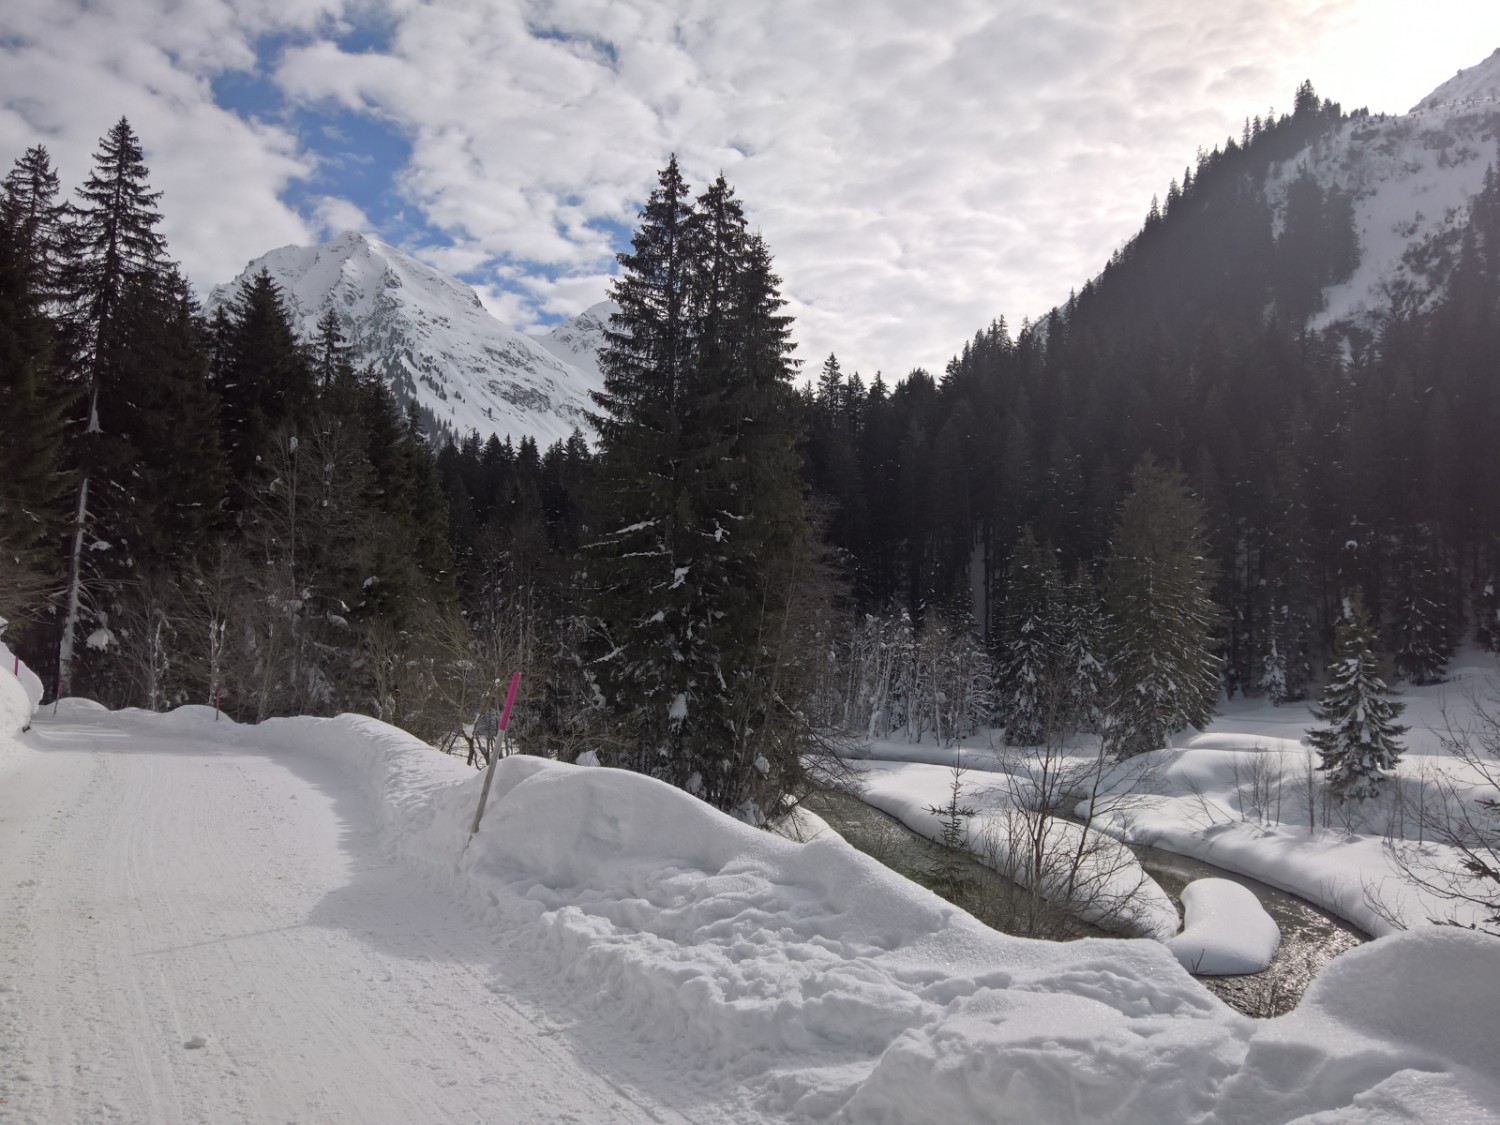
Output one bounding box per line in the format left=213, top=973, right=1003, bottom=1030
left=802, top=787, right=1366, bottom=1018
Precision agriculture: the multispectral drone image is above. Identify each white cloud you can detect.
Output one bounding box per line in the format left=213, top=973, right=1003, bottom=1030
left=0, top=0, right=328, bottom=291
left=309, top=193, right=372, bottom=237
left=9, top=0, right=1500, bottom=376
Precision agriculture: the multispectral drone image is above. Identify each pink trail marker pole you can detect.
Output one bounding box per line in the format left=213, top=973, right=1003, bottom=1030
left=499, top=671, right=521, bottom=733
left=469, top=672, right=522, bottom=839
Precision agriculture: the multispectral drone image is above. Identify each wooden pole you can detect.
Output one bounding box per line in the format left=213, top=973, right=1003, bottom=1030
left=469, top=671, right=521, bottom=838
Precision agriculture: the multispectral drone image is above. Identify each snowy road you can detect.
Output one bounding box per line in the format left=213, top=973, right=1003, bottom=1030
left=0, top=708, right=677, bottom=1124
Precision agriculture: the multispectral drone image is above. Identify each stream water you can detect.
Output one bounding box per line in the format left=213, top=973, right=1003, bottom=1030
left=803, top=787, right=1366, bottom=1018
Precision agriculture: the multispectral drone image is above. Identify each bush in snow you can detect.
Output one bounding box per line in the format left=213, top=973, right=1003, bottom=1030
left=1388, top=671, right=1500, bottom=935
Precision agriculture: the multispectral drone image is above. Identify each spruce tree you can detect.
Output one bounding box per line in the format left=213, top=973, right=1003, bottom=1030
left=0, top=190, right=70, bottom=624
left=1390, top=532, right=1454, bottom=685
left=53, top=117, right=173, bottom=695
left=1103, top=455, right=1222, bottom=757
left=93, top=268, right=223, bottom=564
left=587, top=160, right=806, bottom=818
left=2, top=146, right=66, bottom=300
left=212, top=269, right=316, bottom=504
left=1060, top=565, right=1106, bottom=733
left=1308, top=591, right=1407, bottom=800
left=997, top=527, right=1065, bottom=745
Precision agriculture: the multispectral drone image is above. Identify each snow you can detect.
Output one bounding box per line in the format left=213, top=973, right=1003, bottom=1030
left=2, top=696, right=1498, bottom=1121
left=1412, top=47, right=1500, bottom=111
left=855, top=649, right=1500, bottom=942
left=854, top=758, right=1181, bottom=939
left=536, top=298, right=615, bottom=383
left=0, top=638, right=40, bottom=745
left=1259, top=74, right=1500, bottom=334
left=208, top=231, right=606, bottom=447
left=1166, top=879, right=1281, bottom=975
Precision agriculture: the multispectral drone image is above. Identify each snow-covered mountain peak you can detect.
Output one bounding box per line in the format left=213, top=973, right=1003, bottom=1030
left=210, top=233, right=607, bottom=448
left=1254, top=53, right=1500, bottom=333
left=539, top=299, right=616, bottom=382
left=1411, top=47, right=1500, bottom=112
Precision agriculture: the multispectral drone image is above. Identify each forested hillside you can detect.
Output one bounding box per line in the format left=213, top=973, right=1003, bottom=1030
left=802, top=82, right=1500, bottom=703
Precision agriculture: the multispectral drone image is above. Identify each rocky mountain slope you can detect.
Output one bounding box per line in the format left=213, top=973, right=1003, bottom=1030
left=1271, top=50, right=1500, bottom=329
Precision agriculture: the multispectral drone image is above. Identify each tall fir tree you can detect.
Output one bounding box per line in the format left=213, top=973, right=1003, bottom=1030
left=1308, top=591, right=1407, bottom=799
left=587, top=160, right=807, bottom=818
left=1103, top=455, right=1222, bottom=757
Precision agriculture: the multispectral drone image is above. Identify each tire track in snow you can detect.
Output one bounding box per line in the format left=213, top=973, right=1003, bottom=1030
left=1, top=710, right=678, bottom=1124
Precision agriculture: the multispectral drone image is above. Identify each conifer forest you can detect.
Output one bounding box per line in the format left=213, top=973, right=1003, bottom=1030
left=3, top=86, right=1500, bottom=822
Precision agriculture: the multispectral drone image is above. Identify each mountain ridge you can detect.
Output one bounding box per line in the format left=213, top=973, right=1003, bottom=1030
left=209, top=231, right=613, bottom=448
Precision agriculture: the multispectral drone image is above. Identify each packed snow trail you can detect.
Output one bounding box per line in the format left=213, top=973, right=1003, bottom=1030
left=0, top=704, right=678, bottom=1124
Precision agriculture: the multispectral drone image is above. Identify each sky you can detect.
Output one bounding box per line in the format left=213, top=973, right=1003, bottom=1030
left=3, top=1, right=1499, bottom=381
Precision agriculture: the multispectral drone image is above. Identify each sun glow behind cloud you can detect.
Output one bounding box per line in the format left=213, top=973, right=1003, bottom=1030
left=3, top=0, right=1499, bottom=378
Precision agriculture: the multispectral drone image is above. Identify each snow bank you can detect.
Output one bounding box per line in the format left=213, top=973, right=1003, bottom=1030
left=1208, top=928, right=1500, bottom=1124
left=0, top=637, right=41, bottom=746
left=221, top=713, right=1499, bottom=1122
left=1166, top=879, right=1280, bottom=975
left=1092, top=743, right=1488, bottom=935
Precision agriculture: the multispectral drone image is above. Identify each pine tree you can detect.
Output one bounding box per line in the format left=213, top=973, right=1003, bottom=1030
left=1479, top=566, right=1500, bottom=653
left=587, top=160, right=807, bottom=818
left=212, top=269, right=316, bottom=504
left=1308, top=591, right=1407, bottom=800
left=53, top=117, right=173, bottom=696
left=997, top=527, right=1065, bottom=745
left=1103, top=455, right=1222, bottom=757
left=2, top=146, right=66, bottom=300
left=1060, top=565, right=1106, bottom=732
left=1390, top=531, right=1454, bottom=685
left=97, top=268, right=223, bottom=563
left=0, top=187, right=70, bottom=624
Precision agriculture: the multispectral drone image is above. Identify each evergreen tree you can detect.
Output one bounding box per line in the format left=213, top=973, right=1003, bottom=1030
left=1103, top=455, right=1222, bottom=757
left=2, top=145, right=65, bottom=300
left=1059, top=565, right=1106, bottom=732
left=997, top=527, right=1065, bottom=745
left=1390, top=531, right=1454, bottom=685
left=212, top=269, right=316, bottom=503
left=1479, top=564, right=1500, bottom=653
left=1308, top=591, right=1407, bottom=799
left=0, top=189, right=70, bottom=623
left=52, top=117, right=173, bottom=695
left=587, top=160, right=807, bottom=818
left=94, top=268, right=223, bottom=564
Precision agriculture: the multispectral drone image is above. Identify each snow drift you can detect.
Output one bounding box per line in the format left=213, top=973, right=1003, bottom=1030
left=196, top=711, right=1500, bottom=1123
left=0, top=636, right=41, bottom=745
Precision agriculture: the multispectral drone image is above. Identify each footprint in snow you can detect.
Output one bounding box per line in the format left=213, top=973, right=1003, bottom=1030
left=183, top=1036, right=208, bottom=1050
